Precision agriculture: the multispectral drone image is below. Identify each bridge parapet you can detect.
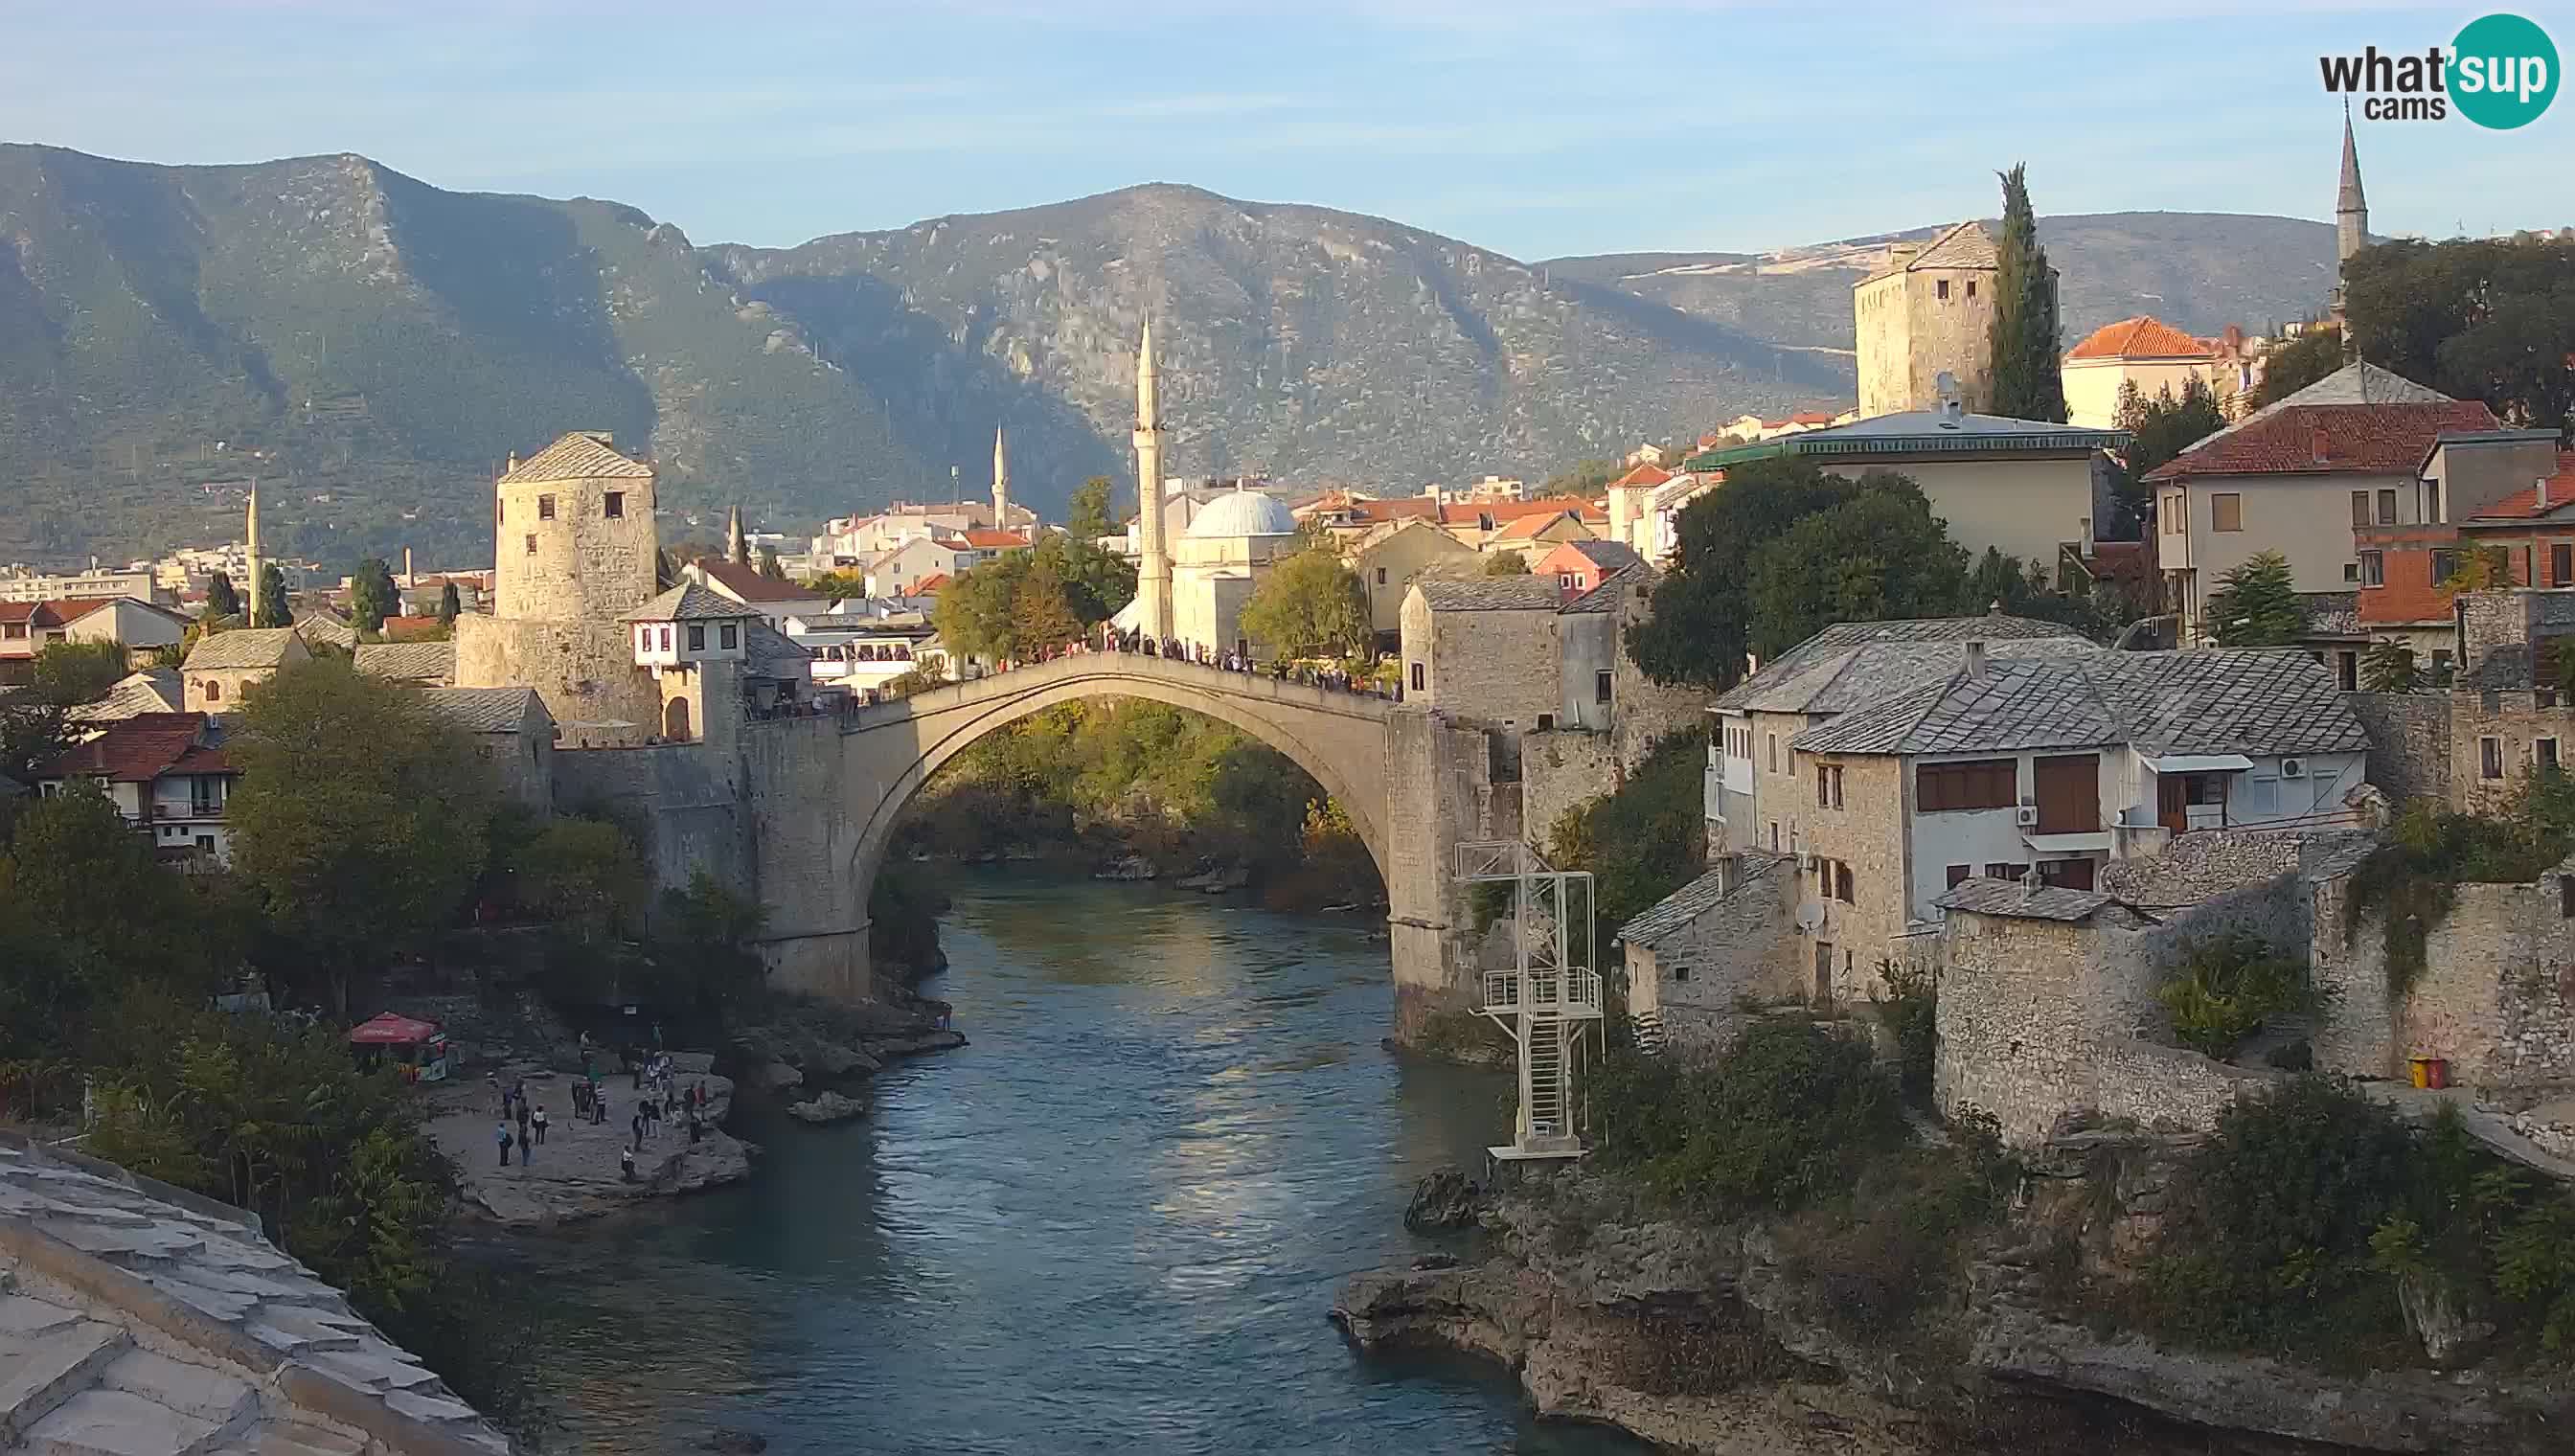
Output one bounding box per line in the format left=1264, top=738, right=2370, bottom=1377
left=843, top=653, right=1396, bottom=735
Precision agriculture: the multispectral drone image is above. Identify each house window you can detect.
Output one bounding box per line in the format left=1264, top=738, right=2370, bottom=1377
left=2336, top=649, right=2358, bottom=692
left=720, top=624, right=739, bottom=649
left=2430, top=548, right=2459, bottom=583
left=1410, top=661, right=1424, bottom=692
left=1537, top=714, right=1556, bottom=731
left=2432, top=648, right=2454, bottom=684
left=2482, top=736, right=2504, bottom=780
left=2360, top=552, right=2384, bottom=587
left=203, top=680, right=219, bottom=702
left=1945, top=864, right=1971, bottom=888
left=1984, top=861, right=2026, bottom=881
left=604, top=491, right=625, bottom=519
left=2377, top=489, right=2398, bottom=525
left=1766, top=734, right=1779, bottom=773
left=194, top=834, right=214, bottom=853
left=538, top=494, right=556, bottom=521
left=2211, top=493, right=2243, bottom=533
left=1769, top=822, right=1781, bottom=851
left=659, top=626, right=672, bottom=652
left=2351, top=490, right=2371, bottom=528
left=2540, top=739, right=2561, bottom=773
left=524, top=534, right=537, bottom=556
left=688, top=625, right=706, bottom=650
left=1816, top=763, right=1844, bottom=809
left=1375, top=566, right=1387, bottom=585
left=1834, top=862, right=1854, bottom=903
left=1966, top=280, right=1977, bottom=299
left=1916, top=758, right=2017, bottom=811
left=2553, top=544, right=2571, bottom=588
left=1594, top=670, right=1613, bottom=705
left=1936, top=279, right=1950, bottom=300
left=2427, top=480, right=2443, bottom=524
left=2345, top=562, right=2360, bottom=581
left=1559, top=573, right=1577, bottom=591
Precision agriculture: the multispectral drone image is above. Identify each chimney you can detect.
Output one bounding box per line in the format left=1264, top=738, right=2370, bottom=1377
left=2540, top=475, right=2552, bottom=511
left=2311, top=425, right=2332, bottom=466
left=1888, top=241, right=1921, bottom=270
left=1934, top=370, right=1964, bottom=425
left=1967, top=640, right=1988, bottom=678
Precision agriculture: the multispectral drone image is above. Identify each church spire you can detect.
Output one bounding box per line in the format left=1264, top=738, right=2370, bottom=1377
left=991, top=424, right=1011, bottom=525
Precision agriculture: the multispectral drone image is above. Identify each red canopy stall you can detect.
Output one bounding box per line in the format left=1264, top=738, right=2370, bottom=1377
left=348, top=1012, right=450, bottom=1082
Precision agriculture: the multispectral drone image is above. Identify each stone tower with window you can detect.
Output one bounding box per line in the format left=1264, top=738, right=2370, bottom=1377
left=1852, top=220, right=2002, bottom=417
left=453, top=431, right=665, bottom=741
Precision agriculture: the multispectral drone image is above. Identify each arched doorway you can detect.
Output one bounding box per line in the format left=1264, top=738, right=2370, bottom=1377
left=664, top=697, right=693, bottom=742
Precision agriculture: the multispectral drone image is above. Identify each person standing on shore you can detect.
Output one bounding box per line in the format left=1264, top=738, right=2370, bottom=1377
left=630, top=1109, right=646, bottom=1153
left=532, top=1103, right=548, bottom=1146
left=514, top=1097, right=530, bottom=1152
left=595, top=1089, right=609, bottom=1127
left=495, top=1120, right=512, bottom=1167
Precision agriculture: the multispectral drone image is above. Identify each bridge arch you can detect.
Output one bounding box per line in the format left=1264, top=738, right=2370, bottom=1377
left=837, top=657, right=1396, bottom=932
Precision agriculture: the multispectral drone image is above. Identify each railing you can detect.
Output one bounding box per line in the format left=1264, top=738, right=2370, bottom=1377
left=1481, top=967, right=1604, bottom=1017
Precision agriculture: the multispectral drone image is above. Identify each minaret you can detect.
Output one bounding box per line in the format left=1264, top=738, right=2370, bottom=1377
left=2333, top=106, right=2367, bottom=352
left=991, top=425, right=1011, bottom=527
left=1132, top=320, right=1174, bottom=641
left=726, top=504, right=748, bottom=566
left=242, top=477, right=264, bottom=626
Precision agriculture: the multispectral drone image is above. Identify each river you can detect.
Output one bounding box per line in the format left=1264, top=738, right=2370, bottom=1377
left=510, top=872, right=1647, bottom=1455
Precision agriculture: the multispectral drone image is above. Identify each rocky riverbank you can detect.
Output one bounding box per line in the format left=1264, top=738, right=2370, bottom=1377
left=1334, top=1157, right=2575, bottom=1456
left=423, top=1056, right=752, bottom=1229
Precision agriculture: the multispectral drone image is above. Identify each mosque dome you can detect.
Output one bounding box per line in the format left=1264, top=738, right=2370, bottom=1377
left=1184, top=489, right=1298, bottom=539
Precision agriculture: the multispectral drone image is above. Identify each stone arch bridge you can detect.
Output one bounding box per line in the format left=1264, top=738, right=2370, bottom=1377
left=733, top=654, right=1507, bottom=1038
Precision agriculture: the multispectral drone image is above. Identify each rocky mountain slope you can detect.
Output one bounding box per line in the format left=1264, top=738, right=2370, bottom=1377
left=0, top=144, right=2336, bottom=567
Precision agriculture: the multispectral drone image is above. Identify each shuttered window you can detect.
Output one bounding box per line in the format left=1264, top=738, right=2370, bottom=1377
left=1917, top=758, right=2017, bottom=811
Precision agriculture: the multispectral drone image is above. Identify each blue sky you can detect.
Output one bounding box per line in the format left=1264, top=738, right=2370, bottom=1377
left=3, top=3, right=2567, bottom=259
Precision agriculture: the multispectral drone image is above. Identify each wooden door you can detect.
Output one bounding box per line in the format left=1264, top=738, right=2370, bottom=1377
left=2157, top=774, right=2187, bottom=836
left=2033, top=754, right=2101, bottom=832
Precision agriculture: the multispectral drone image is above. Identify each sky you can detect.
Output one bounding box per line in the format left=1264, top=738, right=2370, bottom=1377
left=3, top=3, right=2569, bottom=261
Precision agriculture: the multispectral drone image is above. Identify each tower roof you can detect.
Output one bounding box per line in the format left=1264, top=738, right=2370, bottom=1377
left=501, top=432, right=654, bottom=485
left=2338, top=111, right=2367, bottom=215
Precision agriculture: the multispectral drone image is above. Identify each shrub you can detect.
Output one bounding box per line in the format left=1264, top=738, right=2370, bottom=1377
left=2156, top=932, right=2319, bottom=1058
left=1874, top=958, right=1937, bottom=1101
left=2345, top=800, right=2570, bottom=995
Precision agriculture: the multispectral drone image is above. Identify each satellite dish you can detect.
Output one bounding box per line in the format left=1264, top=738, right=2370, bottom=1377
left=1795, top=901, right=1825, bottom=932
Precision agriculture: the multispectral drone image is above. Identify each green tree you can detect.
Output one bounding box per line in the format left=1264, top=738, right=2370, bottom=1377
left=1629, top=457, right=1860, bottom=690
left=435, top=581, right=461, bottom=626
left=2203, top=550, right=2304, bottom=647
left=1066, top=476, right=1123, bottom=540
left=1984, top=163, right=2068, bottom=421
left=1540, top=458, right=1624, bottom=496
left=1483, top=549, right=1531, bottom=576
left=2247, top=326, right=2344, bottom=409
left=511, top=816, right=649, bottom=942
left=2345, top=236, right=2575, bottom=431
left=2118, top=375, right=2230, bottom=481
left=1010, top=556, right=1086, bottom=654
left=804, top=569, right=871, bottom=601
left=933, top=553, right=1031, bottom=663
left=224, top=658, right=493, bottom=1016
left=253, top=562, right=293, bottom=626
left=1745, top=478, right=1972, bottom=657
left=204, top=571, right=240, bottom=622
left=758, top=545, right=786, bottom=581
left=1034, top=531, right=1135, bottom=621
left=1547, top=728, right=1708, bottom=937
left=348, top=557, right=397, bottom=634
left=2359, top=640, right=2421, bottom=694
left=33, top=639, right=130, bottom=706
left=1239, top=546, right=1370, bottom=660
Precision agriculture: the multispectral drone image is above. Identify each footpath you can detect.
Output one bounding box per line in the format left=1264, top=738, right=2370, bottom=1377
left=420, top=1056, right=750, bottom=1229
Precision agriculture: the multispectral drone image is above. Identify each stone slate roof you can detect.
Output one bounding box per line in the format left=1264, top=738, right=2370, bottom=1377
left=501, top=430, right=652, bottom=484
left=1557, top=538, right=1643, bottom=572
left=1711, top=615, right=2095, bottom=715
left=1934, top=876, right=2139, bottom=924
left=72, top=670, right=182, bottom=724
left=181, top=627, right=302, bottom=671
left=743, top=620, right=813, bottom=679
left=0, top=1134, right=510, bottom=1455
left=420, top=685, right=545, bottom=735
left=1615, top=853, right=1791, bottom=950
left=622, top=581, right=761, bottom=624
left=1562, top=562, right=1655, bottom=614
left=294, top=615, right=356, bottom=651
left=353, top=640, right=456, bottom=685
left=1791, top=648, right=2370, bottom=759
left=1415, top=578, right=1564, bottom=612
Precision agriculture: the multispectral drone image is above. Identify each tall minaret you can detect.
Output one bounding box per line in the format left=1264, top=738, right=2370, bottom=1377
left=726, top=504, right=748, bottom=566
left=2333, top=106, right=2368, bottom=352
left=1132, top=320, right=1174, bottom=641
left=991, top=424, right=1011, bottom=527
left=242, top=477, right=264, bottom=625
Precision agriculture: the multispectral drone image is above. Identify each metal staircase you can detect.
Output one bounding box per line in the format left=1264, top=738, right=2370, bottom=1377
left=1459, top=839, right=1603, bottom=1161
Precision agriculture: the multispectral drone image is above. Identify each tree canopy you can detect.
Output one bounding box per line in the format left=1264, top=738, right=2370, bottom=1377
left=2248, top=326, right=2344, bottom=410
left=2346, top=237, right=2575, bottom=432
left=1483, top=550, right=1532, bottom=576
left=2203, top=550, right=2304, bottom=647
left=935, top=538, right=1133, bottom=663
left=224, top=657, right=493, bottom=1014
left=1746, top=482, right=1972, bottom=657
left=204, top=571, right=240, bottom=622
left=253, top=562, right=293, bottom=626
left=33, top=639, right=129, bottom=706
left=1984, top=164, right=2068, bottom=422
left=435, top=581, right=461, bottom=626
left=1240, top=546, right=1371, bottom=661
left=1066, top=476, right=1124, bottom=540
left=350, top=557, right=398, bottom=633
left=1629, top=458, right=1873, bottom=690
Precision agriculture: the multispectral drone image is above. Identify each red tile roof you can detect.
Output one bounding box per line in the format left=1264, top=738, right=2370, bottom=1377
left=2065, top=315, right=2215, bottom=361
left=376, top=615, right=440, bottom=636
left=2144, top=400, right=2501, bottom=481
left=38, top=712, right=232, bottom=784
left=0, top=601, right=72, bottom=626
left=911, top=573, right=951, bottom=594
left=1439, top=496, right=1608, bottom=527
left=1344, top=498, right=1441, bottom=524
left=1489, top=510, right=1593, bottom=542
left=960, top=529, right=1030, bottom=550
left=2465, top=452, right=2575, bottom=519
left=1609, top=463, right=1673, bottom=489
left=693, top=557, right=817, bottom=603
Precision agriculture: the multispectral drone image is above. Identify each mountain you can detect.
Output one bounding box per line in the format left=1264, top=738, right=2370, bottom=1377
left=0, top=145, right=2339, bottom=569
left=1544, top=213, right=2341, bottom=356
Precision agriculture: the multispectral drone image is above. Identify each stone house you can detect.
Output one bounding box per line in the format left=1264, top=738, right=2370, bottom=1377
left=690, top=557, right=830, bottom=626
left=1533, top=537, right=1642, bottom=603
left=1681, top=390, right=2128, bottom=585
left=422, top=686, right=556, bottom=808
left=0, top=600, right=75, bottom=684
left=1400, top=578, right=1563, bottom=721
left=2145, top=363, right=2498, bottom=646
left=1617, top=851, right=1800, bottom=1048
left=865, top=535, right=976, bottom=600
left=58, top=595, right=190, bottom=665
left=1347, top=517, right=1477, bottom=647
left=2348, top=587, right=2575, bottom=818
left=1853, top=220, right=2001, bottom=418
left=33, top=710, right=240, bottom=865
left=180, top=626, right=309, bottom=713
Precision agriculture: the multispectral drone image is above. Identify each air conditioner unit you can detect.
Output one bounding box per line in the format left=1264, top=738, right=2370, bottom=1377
left=2015, top=805, right=2040, bottom=827
left=2281, top=758, right=2308, bottom=778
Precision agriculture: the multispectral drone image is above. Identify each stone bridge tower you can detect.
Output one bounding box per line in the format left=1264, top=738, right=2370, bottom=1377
left=454, top=431, right=664, bottom=741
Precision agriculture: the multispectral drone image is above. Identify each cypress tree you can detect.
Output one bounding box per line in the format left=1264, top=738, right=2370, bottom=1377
left=1985, top=164, right=2068, bottom=422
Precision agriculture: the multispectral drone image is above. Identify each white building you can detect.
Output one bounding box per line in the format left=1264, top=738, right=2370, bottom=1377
left=34, top=711, right=240, bottom=865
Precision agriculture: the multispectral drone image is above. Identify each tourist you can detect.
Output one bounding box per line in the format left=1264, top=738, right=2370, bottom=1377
left=532, top=1103, right=549, bottom=1146
left=630, top=1110, right=646, bottom=1152
left=619, top=1147, right=636, bottom=1183
left=495, top=1120, right=512, bottom=1167
left=595, top=1089, right=609, bottom=1127
left=514, top=1099, right=530, bottom=1150
left=642, top=1094, right=660, bottom=1137
left=688, top=1106, right=703, bottom=1145
left=488, top=1071, right=502, bottom=1114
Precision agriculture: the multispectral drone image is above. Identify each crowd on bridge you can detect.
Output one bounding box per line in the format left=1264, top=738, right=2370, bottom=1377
left=834, top=626, right=1401, bottom=713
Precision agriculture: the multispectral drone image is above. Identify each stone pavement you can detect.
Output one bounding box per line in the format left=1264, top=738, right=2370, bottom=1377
left=2365, top=1081, right=2575, bottom=1183
left=419, top=1064, right=750, bottom=1230
left=0, top=1132, right=510, bottom=1456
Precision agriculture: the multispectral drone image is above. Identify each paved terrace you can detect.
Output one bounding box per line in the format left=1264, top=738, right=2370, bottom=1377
left=0, top=1134, right=510, bottom=1456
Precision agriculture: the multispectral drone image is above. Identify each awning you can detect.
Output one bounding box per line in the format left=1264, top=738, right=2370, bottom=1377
left=2144, top=753, right=2254, bottom=774
left=348, top=1012, right=442, bottom=1045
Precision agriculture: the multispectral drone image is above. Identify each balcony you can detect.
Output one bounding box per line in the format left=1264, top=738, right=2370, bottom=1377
left=1481, top=967, right=1605, bottom=1019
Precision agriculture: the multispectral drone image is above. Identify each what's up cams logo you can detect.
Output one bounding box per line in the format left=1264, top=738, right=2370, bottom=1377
left=2320, top=12, right=2559, bottom=127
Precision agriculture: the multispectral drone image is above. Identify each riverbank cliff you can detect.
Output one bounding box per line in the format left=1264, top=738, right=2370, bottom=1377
left=1336, top=1152, right=2575, bottom=1456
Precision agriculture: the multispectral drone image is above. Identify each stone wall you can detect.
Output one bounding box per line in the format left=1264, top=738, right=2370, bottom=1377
left=1796, top=753, right=1915, bottom=1000
left=1404, top=597, right=1562, bottom=726
left=1629, top=854, right=1800, bottom=1053
left=552, top=737, right=749, bottom=906
left=2448, top=689, right=2575, bottom=816
left=2316, top=861, right=2575, bottom=1088
left=1520, top=728, right=1620, bottom=850
left=456, top=614, right=662, bottom=744
left=2346, top=690, right=2450, bottom=806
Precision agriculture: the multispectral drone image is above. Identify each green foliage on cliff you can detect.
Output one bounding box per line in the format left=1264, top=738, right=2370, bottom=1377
left=1546, top=726, right=1708, bottom=938
left=2136, top=1077, right=2575, bottom=1366
left=2156, top=932, right=2321, bottom=1058
left=2344, top=794, right=2573, bottom=996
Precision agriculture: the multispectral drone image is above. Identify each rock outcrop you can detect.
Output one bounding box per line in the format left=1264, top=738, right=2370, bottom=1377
left=786, top=1091, right=868, bottom=1125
